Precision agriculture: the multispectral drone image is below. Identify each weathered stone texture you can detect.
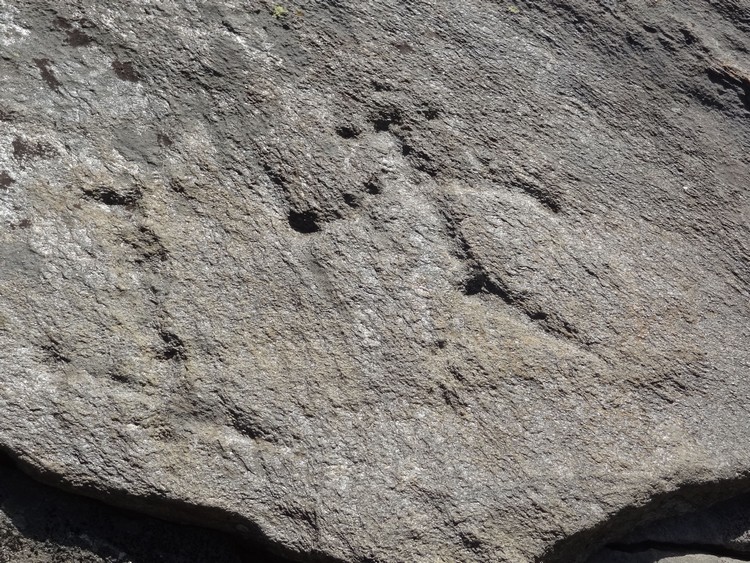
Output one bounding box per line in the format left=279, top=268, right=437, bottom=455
left=0, top=1, right=748, bottom=561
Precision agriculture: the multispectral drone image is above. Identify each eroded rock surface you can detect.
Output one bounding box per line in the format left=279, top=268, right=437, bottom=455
left=0, top=0, right=748, bottom=561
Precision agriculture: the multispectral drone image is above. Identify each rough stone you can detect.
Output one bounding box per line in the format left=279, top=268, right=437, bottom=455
left=0, top=0, right=748, bottom=562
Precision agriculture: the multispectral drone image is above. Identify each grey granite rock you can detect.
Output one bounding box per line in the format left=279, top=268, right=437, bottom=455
left=0, top=0, right=748, bottom=562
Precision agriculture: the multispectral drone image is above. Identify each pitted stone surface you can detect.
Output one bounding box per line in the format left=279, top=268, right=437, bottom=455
left=0, top=1, right=749, bottom=562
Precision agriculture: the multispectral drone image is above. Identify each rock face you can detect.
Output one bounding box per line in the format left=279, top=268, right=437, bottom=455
left=0, top=0, right=748, bottom=561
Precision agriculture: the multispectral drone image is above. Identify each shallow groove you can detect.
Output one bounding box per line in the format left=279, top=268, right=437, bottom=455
left=512, top=178, right=561, bottom=213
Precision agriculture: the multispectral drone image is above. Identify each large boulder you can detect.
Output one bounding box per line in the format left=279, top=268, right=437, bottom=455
left=1, top=0, right=748, bottom=561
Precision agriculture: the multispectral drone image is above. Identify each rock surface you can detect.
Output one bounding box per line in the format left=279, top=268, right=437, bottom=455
left=0, top=0, right=749, bottom=561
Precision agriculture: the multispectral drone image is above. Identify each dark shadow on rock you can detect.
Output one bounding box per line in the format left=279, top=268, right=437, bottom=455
left=584, top=490, right=750, bottom=562
left=0, top=452, right=290, bottom=563
left=544, top=474, right=750, bottom=563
